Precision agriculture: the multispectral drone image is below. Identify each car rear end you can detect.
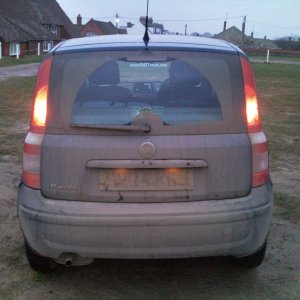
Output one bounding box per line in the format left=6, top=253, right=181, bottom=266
left=18, top=35, right=272, bottom=268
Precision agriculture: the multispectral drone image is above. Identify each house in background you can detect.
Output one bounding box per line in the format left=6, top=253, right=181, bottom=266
left=139, top=17, right=165, bottom=34
left=214, top=26, right=279, bottom=49
left=214, top=26, right=246, bottom=46
left=77, top=15, right=127, bottom=37
left=0, top=0, right=79, bottom=57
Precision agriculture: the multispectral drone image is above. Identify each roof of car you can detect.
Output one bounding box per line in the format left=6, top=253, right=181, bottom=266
left=53, top=34, right=242, bottom=55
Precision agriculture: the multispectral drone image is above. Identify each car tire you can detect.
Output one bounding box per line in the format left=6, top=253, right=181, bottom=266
left=25, top=241, right=57, bottom=273
left=232, top=241, right=267, bottom=268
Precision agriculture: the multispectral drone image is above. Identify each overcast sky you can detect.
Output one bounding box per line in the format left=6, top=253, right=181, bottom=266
left=57, top=0, right=300, bottom=39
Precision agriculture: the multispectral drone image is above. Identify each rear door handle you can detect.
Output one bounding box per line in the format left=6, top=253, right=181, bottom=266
left=86, top=159, right=208, bottom=169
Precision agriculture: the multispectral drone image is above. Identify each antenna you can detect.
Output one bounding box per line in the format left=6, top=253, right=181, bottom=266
left=143, top=0, right=150, bottom=47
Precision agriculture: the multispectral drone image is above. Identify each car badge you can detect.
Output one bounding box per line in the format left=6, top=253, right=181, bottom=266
left=139, top=142, right=156, bottom=158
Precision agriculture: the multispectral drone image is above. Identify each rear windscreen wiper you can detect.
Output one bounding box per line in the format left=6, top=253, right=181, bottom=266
left=71, top=124, right=151, bottom=133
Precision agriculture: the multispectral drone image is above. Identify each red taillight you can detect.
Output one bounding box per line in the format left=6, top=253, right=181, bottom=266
left=23, top=56, right=52, bottom=189
left=33, top=85, right=48, bottom=127
left=246, top=96, right=260, bottom=128
left=241, top=57, right=269, bottom=187
left=30, top=56, right=52, bottom=133
left=241, top=57, right=261, bottom=133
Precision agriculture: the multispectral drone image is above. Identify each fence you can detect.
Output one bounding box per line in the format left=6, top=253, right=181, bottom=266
left=242, top=47, right=300, bottom=58
left=0, top=42, right=41, bottom=60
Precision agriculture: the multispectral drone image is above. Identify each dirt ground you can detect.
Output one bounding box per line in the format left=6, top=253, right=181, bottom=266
left=0, top=63, right=40, bottom=82
left=0, top=64, right=299, bottom=299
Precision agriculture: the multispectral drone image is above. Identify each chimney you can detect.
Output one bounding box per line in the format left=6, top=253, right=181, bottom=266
left=77, top=14, right=82, bottom=26
left=242, top=16, right=246, bottom=42
left=251, top=31, right=253, bottom=38
left=223, top=20, right=227, bottom=32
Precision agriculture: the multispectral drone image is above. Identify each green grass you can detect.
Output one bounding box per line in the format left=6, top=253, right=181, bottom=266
left=253, top=63, right=300, bottom=222
left=0, top=77, right=35, bottom=125
left=253, top=63, right=300, bottom=170
left=0, top=55, right=43, bottom=67
left=0, top=77, right=35, bottom=160
left=274, top=193, right=300, bottom=223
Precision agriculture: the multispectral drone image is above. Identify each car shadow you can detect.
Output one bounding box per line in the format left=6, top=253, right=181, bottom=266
left=47, top=257, right=259, bottom=298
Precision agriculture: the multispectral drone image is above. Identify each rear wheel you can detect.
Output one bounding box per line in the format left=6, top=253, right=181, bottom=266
left=25, top=241, right=57, bottom=273
left=232, top=241, right=267, bottom=268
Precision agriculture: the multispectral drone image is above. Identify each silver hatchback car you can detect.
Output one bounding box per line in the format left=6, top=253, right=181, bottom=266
left=18, top=35, right=272, bottom=272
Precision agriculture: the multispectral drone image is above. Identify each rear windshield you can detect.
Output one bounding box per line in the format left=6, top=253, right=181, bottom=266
left=49, top=49, right=245, bottom=133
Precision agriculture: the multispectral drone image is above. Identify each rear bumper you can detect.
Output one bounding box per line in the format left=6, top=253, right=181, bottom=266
left=18, top=183, right=272, bottom=261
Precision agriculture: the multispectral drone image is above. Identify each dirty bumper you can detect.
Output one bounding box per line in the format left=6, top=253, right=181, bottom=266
left=18, top=183, right=272, bottom=262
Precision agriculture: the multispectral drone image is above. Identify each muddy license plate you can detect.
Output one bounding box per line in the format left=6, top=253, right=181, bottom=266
left=99, top=169, right=194, bottom=191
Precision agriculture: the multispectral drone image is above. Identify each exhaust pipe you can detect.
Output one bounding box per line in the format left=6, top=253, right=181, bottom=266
left=55, top=253, right=94, bottom=266
left=64, top=256, right=73, bottom=267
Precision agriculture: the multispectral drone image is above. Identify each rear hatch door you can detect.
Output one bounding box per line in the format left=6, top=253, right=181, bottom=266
left=41, top=48, right=251, bottom=202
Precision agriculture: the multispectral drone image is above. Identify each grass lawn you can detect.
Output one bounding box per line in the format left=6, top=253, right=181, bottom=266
left=253, top=63, right=300, bottom=168
left=0, top=55, right=43, bottom=67
left=247, top=52, right=300, bottom=62
left=253, top=63, right=300, bottom=222
left=0, top=77, right=35, bottom=159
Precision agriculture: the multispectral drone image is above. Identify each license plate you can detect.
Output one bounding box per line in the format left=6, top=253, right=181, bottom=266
left=99, top=169, right=194, bottom=191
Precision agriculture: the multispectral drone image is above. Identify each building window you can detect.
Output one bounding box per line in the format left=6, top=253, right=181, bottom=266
left=43, top=41, right=53, bottom=52
left=43, top=24, right=57, bottom=35
left=9, top=42, right=20, bottom=56
left=85, top=32, right=97, bottom=37
left=51, top=25, right=57, bottom=35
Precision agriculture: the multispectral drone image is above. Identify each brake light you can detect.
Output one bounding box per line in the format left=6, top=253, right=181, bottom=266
left=33, top=86, right=48, bottom=127
left=30, top=56, right=52, bottom=133
left=23, top=56, right=53, bottom=189
left=241, top=57, right=269, bottom=187
left=241, top=57, right=261, bottom=133
left=246, top=96, right=259, bottom=128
